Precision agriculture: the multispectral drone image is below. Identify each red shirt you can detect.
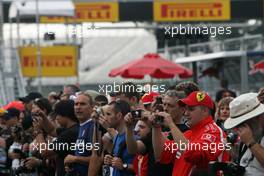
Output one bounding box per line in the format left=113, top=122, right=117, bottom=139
left=159, top=116, right=230, bottom=176
left=133, top=154, right=149, bottom=176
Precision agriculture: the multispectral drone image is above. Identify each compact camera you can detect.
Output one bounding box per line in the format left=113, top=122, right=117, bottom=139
left=131, top=110, right=142, bottom=119
left=154, top=115, right=164, bottom=125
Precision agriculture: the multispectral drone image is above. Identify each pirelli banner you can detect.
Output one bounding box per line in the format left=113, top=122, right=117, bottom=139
left=18, top=45, right=78, bottom=77
left=154, top=0, right=231, bottom=22
left=41, top=2, right=119, bottom=23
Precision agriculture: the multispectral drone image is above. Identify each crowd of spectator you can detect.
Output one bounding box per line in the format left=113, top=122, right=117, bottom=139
left=0, top=82, right=263, bottom=176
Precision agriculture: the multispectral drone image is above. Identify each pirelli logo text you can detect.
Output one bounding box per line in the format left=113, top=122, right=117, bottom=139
left=77, top=5, right=111, bottom=20
left=40, top=2, right=119, bottom=23
left=154, top=0, right=230, bottom=22
left=18, top=46, right=78, bottom=77
left=22, top=56, right=74, bottom=68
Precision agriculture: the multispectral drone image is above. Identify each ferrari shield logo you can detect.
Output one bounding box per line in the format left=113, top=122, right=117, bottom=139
left=196, top=92, right=206, bottom=102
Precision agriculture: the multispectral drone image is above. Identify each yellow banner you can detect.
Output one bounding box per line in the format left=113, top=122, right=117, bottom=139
left=154, top=0, right=230, bottom=22
left=40, top=16, right=72, bottom=23
left=19, top=46, right=78, bottom=77
left=41, top=2, right=119, bottom=23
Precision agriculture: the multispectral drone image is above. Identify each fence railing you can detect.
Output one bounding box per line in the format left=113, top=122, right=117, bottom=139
left=158, top=34, right=264, bottom=58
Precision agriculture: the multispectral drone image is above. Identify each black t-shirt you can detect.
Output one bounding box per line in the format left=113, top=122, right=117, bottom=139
left=140, top=123, right=189, bottom=176
left=140, top=133, right=172, bottom=176
left=52, top=124, right=79, bottom=176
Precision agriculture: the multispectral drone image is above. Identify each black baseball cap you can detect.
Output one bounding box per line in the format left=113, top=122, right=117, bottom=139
left=2, top=108, right=20, bottom=121
left=19, top=92, right=43, bottom=103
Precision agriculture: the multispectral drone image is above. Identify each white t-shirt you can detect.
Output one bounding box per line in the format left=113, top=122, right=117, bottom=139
left=240, top=136, right=264, bottom=176
left=8, top=142, right=22, bottom=169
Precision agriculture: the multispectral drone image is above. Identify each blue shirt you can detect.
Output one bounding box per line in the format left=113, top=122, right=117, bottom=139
left=112, top=133, right=135, bottom=176
left=74, top=119, right=94, bottom=176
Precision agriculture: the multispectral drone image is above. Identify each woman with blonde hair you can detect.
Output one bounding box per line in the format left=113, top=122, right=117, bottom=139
left=215, top=97, right=234, bottom=131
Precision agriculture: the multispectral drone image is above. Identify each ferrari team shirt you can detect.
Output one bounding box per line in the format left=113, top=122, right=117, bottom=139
left=159, top=116, right=230, bottom=176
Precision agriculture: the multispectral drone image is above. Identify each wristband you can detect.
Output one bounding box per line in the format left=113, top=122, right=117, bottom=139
left=104, top=132, right=113, bottom=142
left=122, top=163, right=128, bottom=171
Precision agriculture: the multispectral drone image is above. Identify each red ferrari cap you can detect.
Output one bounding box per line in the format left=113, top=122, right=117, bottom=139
left=179, top=91, right=214, bottom=109
left=3, top=101, right=25, bottom=112
left=141, top=92, right=159, bottom=105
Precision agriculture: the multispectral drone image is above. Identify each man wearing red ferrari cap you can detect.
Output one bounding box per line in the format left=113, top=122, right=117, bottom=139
left=141, top=92, right=159, bottom=111
left=152, top=91, right=229, bottom=176
left=3, top=101, right=24, bottom=112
